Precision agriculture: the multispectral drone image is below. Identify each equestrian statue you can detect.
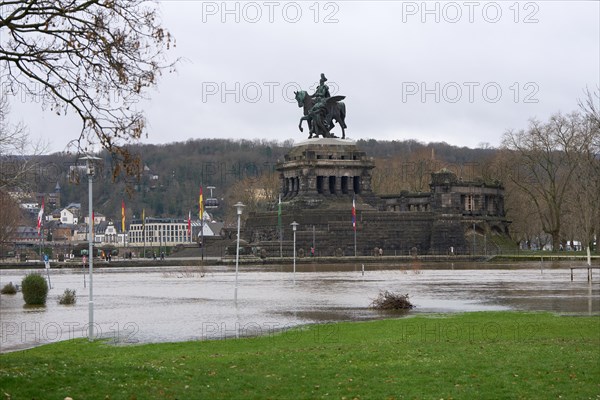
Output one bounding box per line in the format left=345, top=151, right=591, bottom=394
left=294, top=73, right=347, bottom=139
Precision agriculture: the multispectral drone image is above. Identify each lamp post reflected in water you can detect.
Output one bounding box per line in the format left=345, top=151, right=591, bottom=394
left=291, top=221, right=299, bottom=285
left=234, top=202, right=245, bottom=302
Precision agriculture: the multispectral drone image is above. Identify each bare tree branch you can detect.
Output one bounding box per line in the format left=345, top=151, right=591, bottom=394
left=501, top=112, right=593, bottom=251
left=1, top=0, right=177, bottom=179
left=0, top=94, right=46, bottom=190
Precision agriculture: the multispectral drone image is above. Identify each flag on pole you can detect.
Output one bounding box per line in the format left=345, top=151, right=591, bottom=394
left=199, top=186, right=204, bottom=219
left=121, top=200, right=126, bottom=232
left=352, top=196, right=356, bottom=231
left=142, top=208, right=146, bottom=232
left=91, top=210, right=95, bottom=235
left=187, top=211, right=191, bottom=235
left=37, top=198, right=44, bottom=235
left=278, top=194, right=282, bottom=229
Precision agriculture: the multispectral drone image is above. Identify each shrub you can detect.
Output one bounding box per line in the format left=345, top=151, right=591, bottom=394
left=370, top=290, right=414, bottom=310
left=1, top=282, right=17, bottom=295
left=58, top=289, right=76, bottom=305
left=21, top=273, right=49, bottom=305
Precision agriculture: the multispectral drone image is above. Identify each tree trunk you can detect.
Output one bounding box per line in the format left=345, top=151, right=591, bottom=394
left=551, top=233, right=561, bottom=252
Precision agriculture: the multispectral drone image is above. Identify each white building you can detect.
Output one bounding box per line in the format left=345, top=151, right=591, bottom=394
left=19, top=202, right=39, bottom=211
left=128, top=218, right=193, bottom=246
left=84, top=212, right=106, bottom=226
left=96, top=221, right=118, bottom=243
left=60, top=208, right=79, bottom=225
left=95, top=221, right=128, bottom=245
left=127, top=217, right=222, bottom=246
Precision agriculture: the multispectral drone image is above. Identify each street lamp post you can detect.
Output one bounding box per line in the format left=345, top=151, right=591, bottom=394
left=80, top=154, right=101, bottom=341
left=473, top=222, right=476, bottom=256
left=234, top=202, right=245, bottom=302
left=312, top=225, right=315, bottom=257
left=291, top=221, right=299, bottom=285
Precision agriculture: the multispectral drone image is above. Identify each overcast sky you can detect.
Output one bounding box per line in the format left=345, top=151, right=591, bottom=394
left=10, top=0, right=600, bottom=153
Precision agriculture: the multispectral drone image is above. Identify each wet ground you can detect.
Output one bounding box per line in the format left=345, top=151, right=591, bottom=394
left=1, top=262, right=598, bottom=352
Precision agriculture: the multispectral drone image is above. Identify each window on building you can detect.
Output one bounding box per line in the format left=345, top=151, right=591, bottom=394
left=353, top=176, right=361, bottom=194
left=465, top=195, right=474, bottom=212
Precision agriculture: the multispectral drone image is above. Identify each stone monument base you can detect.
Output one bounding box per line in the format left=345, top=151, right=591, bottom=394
left=241, top=137, right=510, bottom=257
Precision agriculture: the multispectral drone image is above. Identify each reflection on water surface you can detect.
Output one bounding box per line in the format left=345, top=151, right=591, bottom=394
left=1, top=262, right=598, bottom=352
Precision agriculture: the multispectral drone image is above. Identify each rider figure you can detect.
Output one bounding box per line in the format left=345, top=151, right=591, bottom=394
left=308, top=73, right=332, bottom=136
left=312, top=73, right=330, bottom=100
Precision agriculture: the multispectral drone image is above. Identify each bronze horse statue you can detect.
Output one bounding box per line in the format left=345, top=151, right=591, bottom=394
left=294, top=90, right=347, bottom=139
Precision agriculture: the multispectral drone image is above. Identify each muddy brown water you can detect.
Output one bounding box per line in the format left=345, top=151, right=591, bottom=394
left=1, top=262, right=598, bottom=352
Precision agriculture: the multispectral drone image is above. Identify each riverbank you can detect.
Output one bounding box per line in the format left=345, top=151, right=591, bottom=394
left=1, top=312, right=598, bottom=399
left=1, top=253, right=598, bottom=270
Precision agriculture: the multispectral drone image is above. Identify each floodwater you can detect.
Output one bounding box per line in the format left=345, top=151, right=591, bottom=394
left=1, top=262, right=598, bottom=353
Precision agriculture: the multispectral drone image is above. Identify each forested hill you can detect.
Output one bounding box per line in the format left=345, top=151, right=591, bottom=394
left=357, top=139, right=497, bottom=164
left=32, top=138, right=498, bottom=223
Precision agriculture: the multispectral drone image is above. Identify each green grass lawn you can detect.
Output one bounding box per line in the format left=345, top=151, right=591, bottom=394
left=1, top=312, right=599, bottom=399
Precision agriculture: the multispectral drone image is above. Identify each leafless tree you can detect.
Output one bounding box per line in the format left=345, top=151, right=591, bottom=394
left=571, top=88, right=600, bottom=259
left=371, top=147, right=449, bottom=195
left=0, top=189, right=23, bottom=254
left=504, top=182, right=544, bottom=248
left=371, top=158, right=404, bottom=195
left=0, top=94, right=45, bottom=190
left=223, top=171, right=280, bottom=224
left=502, top=112, right=590, bottom=252
left=0, top=0, right=176, bottom=178
left=578, top=87, right=600, bottom=128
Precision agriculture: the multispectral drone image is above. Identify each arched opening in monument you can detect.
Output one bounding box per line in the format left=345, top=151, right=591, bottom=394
left=341, top=176, right=349, bottom=194
left=329, top=176, right=336, bottom=194
left=353, top=176, right=361, bottom=194
left=317, top=176, right=324, bottom=194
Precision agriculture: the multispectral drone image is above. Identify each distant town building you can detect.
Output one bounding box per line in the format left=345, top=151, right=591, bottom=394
left=127, top=217, right=223, bottom=245
left=35, top=182, right=61, bottom=210
left=19, top=201, right=38, bottom=211
left=51, top=223, right=77, bottom=242
left=84, top=213, right=106, bottom=226
left=13, top=226, right=40, bottom=243
left=95, top=221, right=127, bottom=245
left=60, top=208, right=79, bottom=225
